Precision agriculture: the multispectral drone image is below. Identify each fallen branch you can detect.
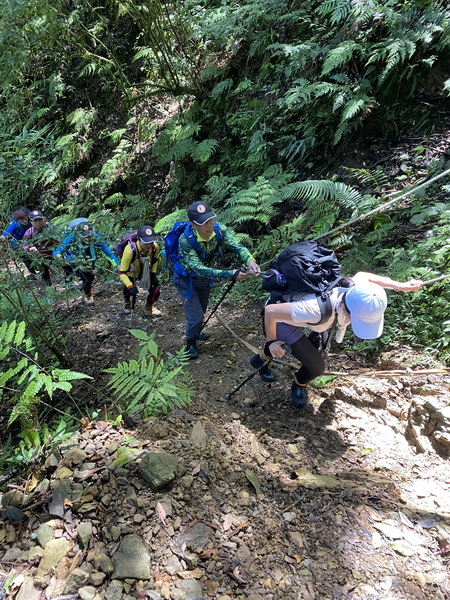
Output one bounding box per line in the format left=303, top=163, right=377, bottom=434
left=323, top=368, right=450, bottom=378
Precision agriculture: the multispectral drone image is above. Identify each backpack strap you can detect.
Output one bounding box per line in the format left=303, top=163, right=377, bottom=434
left=314, top=293, right=333, bottom=326
left=184, top=222, right=223, bottom=260
left=127, top=240, right=138, bottom=262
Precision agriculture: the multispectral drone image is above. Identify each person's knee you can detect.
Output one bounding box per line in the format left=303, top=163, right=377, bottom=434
left=309, top=358, right=325, bottom=380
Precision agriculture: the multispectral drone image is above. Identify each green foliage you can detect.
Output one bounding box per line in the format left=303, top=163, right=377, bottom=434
left=0, top=417, right=77, bottom=477
left=0, top=319, right=90, bottom=429
left=104, top=330, right=192, bottom=418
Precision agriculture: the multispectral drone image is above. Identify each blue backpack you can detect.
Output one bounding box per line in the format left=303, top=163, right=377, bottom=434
left=164, top=221, right=222, bottom=277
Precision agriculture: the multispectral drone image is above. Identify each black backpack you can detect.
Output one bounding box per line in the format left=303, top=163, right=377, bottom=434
left=262, top=240, right=342, bottom=325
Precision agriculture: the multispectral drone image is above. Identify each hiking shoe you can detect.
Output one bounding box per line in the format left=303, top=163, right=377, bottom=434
left=185, top=340, right=198, bottom=359
left=196, top=332, right=210, bottom=341
left=146, top=305, right=161, bottom=317
left=26, top=273, right=37, bottom=281
left=124, top=302, right=132, bottom=314
left=250, top=354, right=276, bottom=382
left=84, top=294, right=95, bottom=306
left=291, top=382, right=308, bottom=408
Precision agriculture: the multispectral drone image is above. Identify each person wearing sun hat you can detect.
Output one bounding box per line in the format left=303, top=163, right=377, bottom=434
left=22, top=209, right=59, bottom=285
left=119, top=225, right=161, bottom=317
left=259, top=271, right=423, bottom=408
left=53, top=219, right=119, bottom=306
left=174, top=200, right=260, bottom=359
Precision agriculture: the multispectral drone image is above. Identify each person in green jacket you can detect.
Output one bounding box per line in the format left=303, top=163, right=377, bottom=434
left=175, top=201, right=259, bottom=359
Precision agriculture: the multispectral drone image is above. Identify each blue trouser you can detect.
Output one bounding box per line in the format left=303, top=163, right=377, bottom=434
left=175, top=275, right=212, bottom=340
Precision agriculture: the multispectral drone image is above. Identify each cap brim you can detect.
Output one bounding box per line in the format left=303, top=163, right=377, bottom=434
left=350, top=314, right=384, bottom=339
left=192, top=211, right=216, bottom=225
left=139, top=236, right=157, bottom=243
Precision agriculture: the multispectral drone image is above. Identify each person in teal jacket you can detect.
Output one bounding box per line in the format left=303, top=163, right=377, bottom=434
left=175, top=201, right=259, bottom=358
left=53, top=220, right=119, bottom=305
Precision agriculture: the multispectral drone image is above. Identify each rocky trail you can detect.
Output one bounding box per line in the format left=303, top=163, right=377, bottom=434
left=1, top=279, right=450, bottom=600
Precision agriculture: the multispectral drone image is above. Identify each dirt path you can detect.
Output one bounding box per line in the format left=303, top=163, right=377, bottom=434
left=1, top=280, right=450, bottom=600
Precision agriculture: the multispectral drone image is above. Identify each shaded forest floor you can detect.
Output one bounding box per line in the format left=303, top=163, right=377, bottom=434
left=1, top=276, right=450, bottom=600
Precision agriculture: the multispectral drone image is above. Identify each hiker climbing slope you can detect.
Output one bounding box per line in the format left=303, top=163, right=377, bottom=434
left=22, top=210, right=59, bottom=286
left=53, top=218, right=119, bottom=306
left=254, top=264, right=423, bottom=408
left=0, top=206, right=31, bottom=248
left=166, top=201, right=259, bottom=359
left=118, top=225, right=161, bottom=317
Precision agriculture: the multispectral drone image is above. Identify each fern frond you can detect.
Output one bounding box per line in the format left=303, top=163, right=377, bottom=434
left=316, top=0, right=352, bottom=24
left=51, top=369, right=91, bottom=382
left=322, top=41, right=363, bottom=75
left=334, top=95, right=372, bottom=144
left=104, top=338, right=191, bottom=417
left=191, top=139, right=219, bottom=163
left=219, top=177, right=284, bottom=227
left=281, top=180, right=362, bottom=208
left=367, top=39, right=416, bottom=83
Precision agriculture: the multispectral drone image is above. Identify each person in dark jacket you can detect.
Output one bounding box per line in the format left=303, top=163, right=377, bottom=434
left=53, top=220, right=119, bottom=305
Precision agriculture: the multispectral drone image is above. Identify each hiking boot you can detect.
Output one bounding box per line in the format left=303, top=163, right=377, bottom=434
left=84, top=294, right=95, bottom=306
left=146, top=305, right=161, bottom=317
left=124, top=302, right=132, bottom=314
left=250, top=353, right=276, bottom=382
left=196, top=332, right=210, bottom=341
left=185, top=339, right=198, bottom=359
left=291, top=381, right=308, bottom=408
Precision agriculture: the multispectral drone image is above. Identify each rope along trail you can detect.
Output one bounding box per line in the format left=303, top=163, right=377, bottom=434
left=214, top=314, right=450, bottom=379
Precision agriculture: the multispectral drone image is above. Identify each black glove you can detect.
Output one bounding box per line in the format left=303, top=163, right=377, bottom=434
left=128, top=286, right=138, bottom=298
left=263, top=340, right=277, bottom=358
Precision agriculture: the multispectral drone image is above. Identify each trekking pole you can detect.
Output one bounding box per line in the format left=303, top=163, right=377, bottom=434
left=423, top=273, right=450, bottom=285
left=224, top=344, right=291, bottom=401
left=129, top=295, right=136, bottom=328
left=199, top=268, right=246, bottom=333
